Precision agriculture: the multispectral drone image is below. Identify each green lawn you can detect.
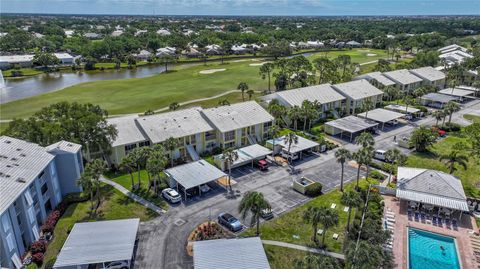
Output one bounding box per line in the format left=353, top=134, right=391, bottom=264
left=1, top=48, right=389, bottom=120
left=242, top=179, right=374, bottom=253
left=0, top=122, right=8, bottom=134
left=42, top=184, right=157, bottom=268
left=3, top=68, right=43, bottom=77
left=264, top=244, right=309, bottom=269
left=464, top=114, right=480, bottom=123
left=105, top=170, right=169, bottom=209
left=182, top=91, right=263, bottom=109
left=406, top=134, right=480, bottom=198
left=95, top=61, right=149, bottom=69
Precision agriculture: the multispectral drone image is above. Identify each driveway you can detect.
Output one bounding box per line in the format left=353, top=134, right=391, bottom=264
left=133, top=99, right=480, bottom=269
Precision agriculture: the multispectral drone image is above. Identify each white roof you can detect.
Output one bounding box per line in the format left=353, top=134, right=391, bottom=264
left=384, top=104, right=420, bottom=114
left=383, top=69, right=423, bottom=85
left=332, top=79, right=383, bottom=100
left=409, top=66, right=445, bottom=82
left=324, top=115, right=379, bottom=133
left=54, top=219, right=140, bottom=268
left=356, top=72, right=396, bottom=87
left=165, top=160, right=226, bottom=189
left=438, top=88, right=476, bottom=97
left=107, top=115, right=148, bottom=147
left=357, top=108, right=405, bottom=123
left=136, top=107, right=213, bottom=144
left=45, top=141, right=82, bottom=154
left=0, top=55, right=34, bottom=63
left=421, top=93, right=458, bottom=103
left=194, top=237, right=270, bottom=269
left=274, top=83, right=345, bottom=107
left=216, top=144, right=271, bottom=167
left=0, top=136, right=78, bottom=215
left=202, top=101, right=274, bottom=133
left=457, top=85, right=480, bottom=92
left=396, top=167, right=468, bottom=211
left=267, top=135, right=319, bottom=154
left=438, top=44, right=467, bottom=53
left=53, top=53, right=74, bottom=59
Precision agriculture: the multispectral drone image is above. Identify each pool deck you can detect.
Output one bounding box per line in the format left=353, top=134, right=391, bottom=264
left=384, top=196, right=479, bottom=269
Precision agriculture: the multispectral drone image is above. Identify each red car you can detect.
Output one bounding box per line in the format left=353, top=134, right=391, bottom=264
left=255, top=159, right=269, bottom=170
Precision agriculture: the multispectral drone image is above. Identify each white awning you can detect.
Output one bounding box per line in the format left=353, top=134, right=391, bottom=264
left=396, top=189, right=469, bottom=211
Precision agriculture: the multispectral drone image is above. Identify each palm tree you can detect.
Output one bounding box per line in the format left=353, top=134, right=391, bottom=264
left=238, top=191, right=271, bottom=236
left=237, top=82, right=249, bottom=101
left=218, top=99, right=230, bottom=106
left=403, top=95, right=414, bottom=114
left=412, top=87, right=426, bottom=98
left=444, top=101, right=460, bottom=125
left=303, top=206, right=323, bottom=243
left=352, top=149, right=367, bottom=189
left=164, top=137, right=179, bottom=167
left=361, top=99, right=374, bottom=118
left=301, top=100, right=314, bottom=131
left=433, top=110, right=444, bottom=127
left=84, top=159, right=107, bottom=210
left=354, top=132, right=374, bottom=148
left=146, top=147, right=167, bottom=192
left=335, top=148, right=351, bottom=192
left=384, top=148, right=406, bottom=184
left=318, top=207, right=339, bottom=247
left=288, top=106, right=302, bottom=130
left=341, top=191, right=362, bottom=233
left=130, top=147, right=150, bottom=188
left=169, top=102, right=180, bottom=111
left=362, top=146, right=374, bottom=180
left=77, top=170, right=95, bottom=210
left=284, top=132, right=299, bottom=166
left=439, top=149, right=468, bottom=174
left=409, top=125, right=436, bottom=152
left=294, top=254, right=340, bottom=269
left=259, top=63, right=275, bottom=93
left=221, top=148, right=239, bottom=192
left=246, top=89, right=255, bottom=100
left=346, top=241, right=385, bottom=269
left=383, top=85, right=397, bottom=102
left=119, top=155, right=136, bottom=190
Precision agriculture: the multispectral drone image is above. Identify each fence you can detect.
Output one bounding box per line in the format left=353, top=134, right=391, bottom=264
left=372, top=185, right=396, bottom=196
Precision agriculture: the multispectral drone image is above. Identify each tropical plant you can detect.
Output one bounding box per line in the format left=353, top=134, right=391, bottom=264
left=237, top=82, right=249, bottom=101
left=119, top=154, right=136, bottom=190
left=409, top=125, right=436, bottom=152
left=169, top=102, right=180, bottom=111
left=360, top=99, right=374, bottom=117
left=433, top=110, right=444, bottom=127
left=146, top=146, right=167, bottom=191
left=246, top=89, right=255, bottom=100
left=354, top=132, right=374, bottom=148
left=268, top=124, right=280, bottom=158
left=164, top=137, right=179, bottom=167
left=383, top=85, right=398, bottom=102
left=341, top=191, right=362, bottom=233
left=303, top=206, right=323, bottom=243
left=384, top=148, right=406, bottom=184
left=238, top=191, right=271, bottom=236
left=444, top=101, right=460, bottom=124
left=403, top=95, right=415, bottom=114
left=288, top=106, right=302, bottom=130
left=439, top=144, right=468, bottom=174
left=221, top=148, right=239, bottom=192
left=294, top=254, right=341, bottom=269
left=346, top=241, right=390, bottom=269
left=352, top=149, right=368, bottom=189
left=83, top=159, right=107, bottom=210
left=77, top=170, right=95, bottom=210
left=284, top=132, right=299, bottom=166
left=335, top=148, right=351, bottom=192
left=318, top=207, right=339, bottom=246
left=259, top=63, right=275, bottom=93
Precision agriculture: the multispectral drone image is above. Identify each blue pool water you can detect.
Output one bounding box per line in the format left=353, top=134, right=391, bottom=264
left=408, top=228, right=461, bottom=269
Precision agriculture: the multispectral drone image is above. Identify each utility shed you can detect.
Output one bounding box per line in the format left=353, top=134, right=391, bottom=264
left=193, top=237, right=271, bottom=269
left=357, top=108, right=405, bottom=130
left=324, top=115, right=378, bottom=141
left=419, top=93, right=458, bottom=108
left=165, top=160, right=226, bottom=195
left=54, top=219, right=140, bottom=269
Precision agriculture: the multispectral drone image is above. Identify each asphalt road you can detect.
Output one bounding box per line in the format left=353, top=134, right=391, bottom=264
left=133, top=99, right=480, bottom=269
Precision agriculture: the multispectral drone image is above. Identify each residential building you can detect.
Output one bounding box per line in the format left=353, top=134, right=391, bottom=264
left=332, top=79, right=384, bottom=115
left=383, top=69, right=424, bottom=93
left=355, top=71, right=396, bottom=89
left=438, top=44, right=473, bottom=66
left=201, top=101, right=274, bottom=148
left=0, top=53, right=75, bottom=69
left=409, top=66, right=446, bottom=89
left=262, top=83, right=346, bottom=118
left=0, top=136, right=83, bottom=269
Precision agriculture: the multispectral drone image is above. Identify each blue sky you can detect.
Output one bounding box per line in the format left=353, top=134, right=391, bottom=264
left=1, top=0, right=478, bottom=16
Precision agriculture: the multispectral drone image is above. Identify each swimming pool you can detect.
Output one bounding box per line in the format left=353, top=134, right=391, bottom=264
left=408, top=228, right=461, bottom=269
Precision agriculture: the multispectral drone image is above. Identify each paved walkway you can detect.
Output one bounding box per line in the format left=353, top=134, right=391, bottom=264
left=261, top=240, right=346, bottom=260
left=99, top=176, right=166, bottom=214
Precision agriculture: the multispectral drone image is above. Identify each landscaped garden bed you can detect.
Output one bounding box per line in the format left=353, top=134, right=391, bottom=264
left=186, top=221, right=231, bottom=256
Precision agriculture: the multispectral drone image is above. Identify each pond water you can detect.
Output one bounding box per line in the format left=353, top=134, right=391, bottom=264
left=1, top=64, right=168, bottom=104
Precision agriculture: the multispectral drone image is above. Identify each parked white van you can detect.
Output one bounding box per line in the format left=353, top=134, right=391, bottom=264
left=374, top=149, right=387, bottom=161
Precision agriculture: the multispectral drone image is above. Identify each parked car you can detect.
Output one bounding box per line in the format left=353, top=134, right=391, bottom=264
left=105, top=261, right=129, bottom=269
left=374, top=149, right=387, bottom=161
left=162, top=188, right=182, bottom=203
left=200, top=184, right=211, bottom=193
left=281, top=151, right=299, bottom=161
left=261, top=208, right=274, bottom=220
left=218, top=213, right=243, bottom=232
left=255, top=159, right=268, bottom=170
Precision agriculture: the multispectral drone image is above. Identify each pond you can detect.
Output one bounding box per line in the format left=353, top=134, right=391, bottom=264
left=0, top=64, right=168, bottom=104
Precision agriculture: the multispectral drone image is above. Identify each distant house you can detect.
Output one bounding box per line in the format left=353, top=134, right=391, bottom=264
left=183, top=29, right=195, bottom=36
left=206, top=44, right=222, bottom=55
left=0, top=52, right=75, bottom=68
left=332, top=79, right=384, bottom=115
left=135, top=50, right=152, bottom=61
left=438, top=44, right=473, bottom=66
left=156, top=47, right=176, bottom=57
left=383, top=69, right=424, bottom=93
left=84, top=32, right=101, bottom=39
left=307, top=41, right=324, bottom=48
left=409, top=66, right=446, bottom=89
left=183, top=48, right=202, bottom=58
left=231, top=45, right=248, bottom=54
left=355, top=72, right=396, bottom=89
left=64, top=30, right=74, bottom=37
left=135, top=29, right=148, bottom=36
left=335, top=42, right=346, bottom=48
left=111, top=30, right=123, bottom=37
left=54, top=53, right=76, bottom=65
left=156, top=29, right=171, bottom=36
left=346, top=41, right=361, bottom=48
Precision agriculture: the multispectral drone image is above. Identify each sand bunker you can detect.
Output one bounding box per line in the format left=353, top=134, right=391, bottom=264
left=199, top=68, right=226, bottom=74
left=232, top=59, right=248, bottom=62
left=249, top=62, right=269, bottom=66
left=367, top=53, right=377, bottom=57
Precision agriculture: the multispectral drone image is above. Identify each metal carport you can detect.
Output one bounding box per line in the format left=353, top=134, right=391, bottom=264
left=214, top=144, right=271, bottom=171
left=324, top=115, right=379, bottom=141
left=357, top=108, right=405, bottom=130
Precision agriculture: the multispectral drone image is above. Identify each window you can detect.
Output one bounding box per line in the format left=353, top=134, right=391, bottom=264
left=124, top=144, right=137, bottom=152
left=224, top=141, right=235, bottom=149
left=224, top=131, right=235, bottom=141
left=32, top=226, right=40, bottom=240
left=41, top=184, right=48, bottom=195
left=263, top=121, right=272, bottom=129
left=38, top=171, right=45, bottom=179
left=11, top=253, right=22, bottom=269
left=6, top=234, right=14, bottom=251
left=190, top=135, right=196, bottom=144
left=24, top=190, right=33, bottom=206
left=2, top=214, right=11, bottom=233
left=205, top=131, right=216, bottom=141
left=28, top=207, right=35, bottom=224
left=139, top=141, right=150, bottom=147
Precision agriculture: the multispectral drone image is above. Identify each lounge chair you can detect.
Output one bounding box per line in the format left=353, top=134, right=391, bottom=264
left=343, top=206, right=349, bottom=212
left=414, top=212, right=420, bottom=221
left=445, top=218, right=451, bottom=228
left=432, top=216, right=438, bottom=225
left=452, top=219, right=458, bottom=230
left=386, top=217, right=395, bottom=223
left=330, top=203, right=337, bottom=209
left=420, top=213, right=426, bottom=222
left=438, top=217, right=443, bottom=227
left=332, top=233, right=339, bottom=240
left=407, top=210, right=413, bottom=220
left=317, top=229, right=324, bottom=235
left=386, top=212, right=395, bottom=218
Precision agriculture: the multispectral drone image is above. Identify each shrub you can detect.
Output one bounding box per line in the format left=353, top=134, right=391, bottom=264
left=30, top=240, right=47, bottom=254
left=443, top=123, right=461, bottom=132
left=305, top=182, right=323, bottom=197
left=31, top=253, right=44, bottom=266
left=44, top=258, right=56, bottom=269
left=211, top=147, right=222, bottom=155
left=26, top=264, right=38, bottom=269
left=11, top=70, right=24, bottom=77
left=369, top=170, right=385, bottom=181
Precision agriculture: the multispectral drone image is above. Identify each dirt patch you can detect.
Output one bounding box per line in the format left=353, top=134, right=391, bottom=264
left=199, top=68, right=226, bottom=74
